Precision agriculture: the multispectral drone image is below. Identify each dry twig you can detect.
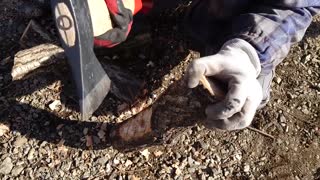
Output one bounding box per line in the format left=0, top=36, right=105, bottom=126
left=19, top=19, right=53, bottom=48
left=247, top=127, right=275, bottom=140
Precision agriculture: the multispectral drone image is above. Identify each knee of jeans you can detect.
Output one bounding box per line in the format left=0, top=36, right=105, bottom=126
left=208, top=0, right=249, bottom=20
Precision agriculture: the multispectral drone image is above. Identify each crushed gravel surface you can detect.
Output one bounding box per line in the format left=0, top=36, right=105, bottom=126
left=0, top=1, right=320, bottom=179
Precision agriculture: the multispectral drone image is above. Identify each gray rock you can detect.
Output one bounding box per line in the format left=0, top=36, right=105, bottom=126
left=243, top=164, right=250, bottom=172
left=0, top=157, right=13, bottom=175
left=279, top=115, right=286, bottom=123
left=275, top=77, right=282, bottom=84
left=187, top=156, right=194, bottom=165
left=27, top=148, right=36, bottom=160
left=96, top=157, right=109, bottom=166
left=61, top=162, right=72, bottom=172
left=199, top=141, right=209, bottom=150
left=82, top=171, right=90, bottom=179
left=13, top=136, right=28, bottom=147
left=11, top=166, right=24, bottom=176
left=39, top=141, right=47, bottom=147
left=113, top=158, right=120, bottom=165
left=175, top=152, right=181, bottom=159
left=220, top=149, right=228, bottom=154
left=106, top=163, right=112, bottom=174
left=187, top=167, right=196, bottom=173
left=223, top=168, right=230, bottom=176
left=213, top=139, right=219, bottom=146
left=302, top=108, right=310, bottom=114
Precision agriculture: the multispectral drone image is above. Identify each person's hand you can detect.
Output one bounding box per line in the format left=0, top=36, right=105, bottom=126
left=89, top=0, right=134, bottom=47
left=187, top=39, right=263, bottom=130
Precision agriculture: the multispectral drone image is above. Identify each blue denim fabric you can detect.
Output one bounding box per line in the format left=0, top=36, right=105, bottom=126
left=186, top=0, right=320, bottom=75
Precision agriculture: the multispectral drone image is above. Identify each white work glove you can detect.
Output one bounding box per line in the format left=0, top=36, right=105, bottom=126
left=187, top=38, right=263, bottom=130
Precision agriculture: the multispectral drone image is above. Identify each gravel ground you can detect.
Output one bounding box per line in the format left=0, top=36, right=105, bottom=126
left=0, top=1, right=320, bottom=179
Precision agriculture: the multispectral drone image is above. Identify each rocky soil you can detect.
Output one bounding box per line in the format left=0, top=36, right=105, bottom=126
left=0, top=1, right=320, bottom=179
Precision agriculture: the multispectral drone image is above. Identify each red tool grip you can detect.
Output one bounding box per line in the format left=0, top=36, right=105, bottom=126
left=94, top=0, right=153, bottom=48
left=137, top=0, right=153, bottom=14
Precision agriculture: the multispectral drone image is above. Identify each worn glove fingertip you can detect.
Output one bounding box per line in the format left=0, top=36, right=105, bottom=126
left=187, top=69, right=200, bottom=88
left=187, top=79, right=200, bottom=88
left=187, top=62, right=206, bottom=88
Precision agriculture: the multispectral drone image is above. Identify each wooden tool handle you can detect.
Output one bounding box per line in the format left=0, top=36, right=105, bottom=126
left=87, top=0, right=113, bottom=37
left=199, top=75, right=227, bottom=100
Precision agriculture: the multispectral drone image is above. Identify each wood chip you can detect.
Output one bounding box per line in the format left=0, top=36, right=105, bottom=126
left=112, top=108, right=153, bottom=143
left=49, top=100, right=61, bottom=111
left=199, top=75, right=226, bottom=99
left=200, top=75, right=215, bottom=96
left=154, top=150, right=163, bottom=157
left=86, top=135, right=93, bottom=147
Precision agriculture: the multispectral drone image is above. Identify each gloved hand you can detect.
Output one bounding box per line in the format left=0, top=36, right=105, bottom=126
left=187, top=38, right=263, bottom=130
left=93, top=0, right=152, bottom=47
left=93, top=0, right=135, bottom=47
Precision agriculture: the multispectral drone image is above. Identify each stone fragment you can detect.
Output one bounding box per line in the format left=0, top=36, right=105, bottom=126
left=275, top=77, right=282, bottom=84
left=124, top=160, right=133, bottom=167
left=27, top=148, right=36, bottom=160
left=13, top=136, right=28, bottom=147
left=11, top=165, right=24, bottom=177
left=140, top=149, right=150, bottom=160
left=243, top=165, right=250, bottom=172
left=0, top=157, right=13, bottom=175
left=96, top=157, right=109, bottom=166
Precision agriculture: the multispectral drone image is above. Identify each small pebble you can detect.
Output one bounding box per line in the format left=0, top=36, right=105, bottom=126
left=27, top=148, right=36, bottom=160
left=11, top=165, right=24, bottom=177
left=275, top=77, right=282, bottom=84
left=96, top=157, right=109, bottom=166
left=125, top=160, right=133, bottom=167
left=243, top=165, right=250, bottom=172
